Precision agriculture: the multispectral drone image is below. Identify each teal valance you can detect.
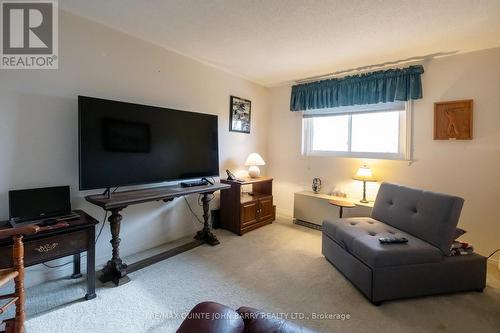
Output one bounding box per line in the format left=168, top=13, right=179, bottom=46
left=290, top=65, right=424, bottom=111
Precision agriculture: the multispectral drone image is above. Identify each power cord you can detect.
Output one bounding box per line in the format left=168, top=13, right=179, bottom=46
left=42, top=261, right=72, bottom=268
left=184, top=197, right=204, bottom=225
left=95, top=186, right=119, bottom=244
left=185, top=193, right=216, bottom=224
left=486, top=249, right=500, bottom=273
left=487, top=249, right=500, bottom=259
left=42, top=254, right=87, bottom=269
left=201, top=177, right=214, bottom=185
left=42, top=262, right=72, bottom=269
left=95, top=210, right=108, bottom=244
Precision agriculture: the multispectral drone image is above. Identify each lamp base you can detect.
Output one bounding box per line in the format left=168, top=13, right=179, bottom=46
left=248, top=165, right=261, bottom=178
left=360, top=180, right=368, bottom=203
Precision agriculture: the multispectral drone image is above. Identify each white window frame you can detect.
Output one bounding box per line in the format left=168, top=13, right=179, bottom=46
left=302, top=101, right=413, bottom=161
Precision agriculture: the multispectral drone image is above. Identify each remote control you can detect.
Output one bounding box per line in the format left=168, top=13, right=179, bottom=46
left=378, top=237, right=408, bottom=244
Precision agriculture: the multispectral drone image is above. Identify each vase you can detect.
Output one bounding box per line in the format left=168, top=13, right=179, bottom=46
left=312, top=178, right=322, bottom=193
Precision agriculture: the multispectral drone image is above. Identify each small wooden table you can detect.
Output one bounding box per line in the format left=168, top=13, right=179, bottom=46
left=0, top=210, right=98, bottom=300
left=294, top=191, right=374, bottom=229
left=328, top=199, right=356, bottom=218
left=220, top=177, right=275, bottom=235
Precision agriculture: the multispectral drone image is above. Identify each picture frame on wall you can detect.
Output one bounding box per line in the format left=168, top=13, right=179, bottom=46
left=434, top=100, right=473, bottom=140
left=229, top=95, right=251, bottom=133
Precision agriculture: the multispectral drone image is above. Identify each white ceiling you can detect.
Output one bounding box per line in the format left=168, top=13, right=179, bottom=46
left=61, top=0, right=500, bottom=87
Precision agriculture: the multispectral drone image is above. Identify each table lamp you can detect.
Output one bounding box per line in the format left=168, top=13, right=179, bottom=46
left=353, top=165, right=376, bottom=203
left=245, top=153, right=266, bottom=178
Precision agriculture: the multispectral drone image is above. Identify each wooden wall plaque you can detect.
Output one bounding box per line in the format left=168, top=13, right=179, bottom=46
left=434, top=100, right=473, bottom=140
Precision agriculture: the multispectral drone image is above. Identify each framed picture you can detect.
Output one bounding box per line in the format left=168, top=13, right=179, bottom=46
left=229, top=95, right=251, bottom=133
left=434, top=100, right=473, bottom=140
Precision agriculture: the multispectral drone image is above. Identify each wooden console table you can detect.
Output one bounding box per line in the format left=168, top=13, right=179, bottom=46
left=0, top=210, right=98, bottom=300
left=85, top=183, right=230, bottom=286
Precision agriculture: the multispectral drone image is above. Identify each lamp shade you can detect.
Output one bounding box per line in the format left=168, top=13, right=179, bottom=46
left=353, top=165, right=376, bottom=182
left=245, top=153, right=266, bottom=166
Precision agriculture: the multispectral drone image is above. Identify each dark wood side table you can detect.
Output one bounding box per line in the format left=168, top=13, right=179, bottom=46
left=220, top=177, right=276, bottom=235
left=0, top=210, right=98, bottom=300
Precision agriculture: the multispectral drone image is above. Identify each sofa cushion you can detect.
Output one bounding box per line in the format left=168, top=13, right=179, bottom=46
left=323, top=217, right=443, bottom=268
left=371, top=182, right=464, bottom=255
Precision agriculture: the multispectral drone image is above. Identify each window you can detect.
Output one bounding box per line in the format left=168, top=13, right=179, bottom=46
left=302, top=102, right=412, bottom=160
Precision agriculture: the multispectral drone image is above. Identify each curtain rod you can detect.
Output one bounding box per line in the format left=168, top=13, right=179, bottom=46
left=294, top=51, right=458, bottom=85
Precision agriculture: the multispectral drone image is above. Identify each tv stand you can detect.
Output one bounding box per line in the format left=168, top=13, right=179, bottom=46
left=85, top=182, right=230, bottom=286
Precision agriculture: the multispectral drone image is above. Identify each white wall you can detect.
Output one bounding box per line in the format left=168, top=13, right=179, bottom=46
left=0, top=11, right=269, bottom=286
left=268, top=47, right=500, bottom=255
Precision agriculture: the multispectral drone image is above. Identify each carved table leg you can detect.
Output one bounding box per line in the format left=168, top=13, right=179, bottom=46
left=99, top=208, right=130, bottom=286
left=194, top=192, right=220, bottom=246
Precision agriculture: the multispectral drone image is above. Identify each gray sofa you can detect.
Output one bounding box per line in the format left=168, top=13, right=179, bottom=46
left=322, top=182, right=486, bottom=305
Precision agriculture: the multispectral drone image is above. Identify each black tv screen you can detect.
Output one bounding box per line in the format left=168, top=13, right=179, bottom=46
left=78, top=96, right=219, bottom=190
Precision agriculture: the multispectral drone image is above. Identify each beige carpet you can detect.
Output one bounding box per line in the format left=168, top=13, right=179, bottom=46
left=23, top=218, right=500, bottom=332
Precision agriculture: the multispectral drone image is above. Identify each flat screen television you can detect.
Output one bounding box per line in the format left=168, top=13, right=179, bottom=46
left=78, top=96, right=219, bottom=190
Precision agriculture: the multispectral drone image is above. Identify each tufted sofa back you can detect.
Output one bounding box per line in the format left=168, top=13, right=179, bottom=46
left=371, top=183, right=464, bottom=255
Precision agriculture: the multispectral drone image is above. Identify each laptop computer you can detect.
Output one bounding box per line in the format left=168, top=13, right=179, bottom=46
left=9, top=185, right=79, bottom=227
